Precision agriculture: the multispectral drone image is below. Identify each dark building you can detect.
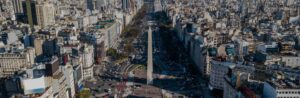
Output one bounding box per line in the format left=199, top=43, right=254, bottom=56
left=12, top=0, right=23, bottom=14
left=95, top=42, right=105, bottom=64
left=20, top=0, right=38, bottom=28
left=42, top=39, right=58, bottom=57
left=45, top=57, right=59, bottom=76
left=86, top=0, right=94, bottom=11
left=12, top=0, right=25, bottom=22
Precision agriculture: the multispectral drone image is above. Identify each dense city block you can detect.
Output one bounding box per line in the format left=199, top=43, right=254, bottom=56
left=0, top=0, right=300, bottom=98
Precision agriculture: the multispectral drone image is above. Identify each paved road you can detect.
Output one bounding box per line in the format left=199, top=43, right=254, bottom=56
left=89, top=0, right=213, bottom=97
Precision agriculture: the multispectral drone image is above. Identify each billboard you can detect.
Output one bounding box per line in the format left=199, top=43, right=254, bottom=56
left=22, top=76, right=46, bottom=95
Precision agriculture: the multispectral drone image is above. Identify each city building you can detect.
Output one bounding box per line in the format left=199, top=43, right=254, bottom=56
left=81, top=44, right=94, bottom=79
left=5, top=64, right=50, bottom=98
left=0, top=48, right=35, bottom=77
left=281, top=56, right=300, bottom=68
left=34, top=37, right=43, bottom=58
left=61, top=63, right=76, bottom=98
left=12, top=0, right=24, bottom=14
left=0, top=30, right=19, bottom=45
left=263, top=80, right=300, bottom=98
left=0, top=0, right=145, bottom=97
left=45, top=57, right=69, bottom=98
left=42, top=38, right=57, bottom=57
left=86, top=0, right=94, bottom=11
left=95, top=0, right=108, bottom=11
left=223, top=69, right=258, bottom=98
left=122, top=0, right=129, bottom=11
left=209, top=60, right=236, bottom=90
left=23, top=0, right=38, bottom=28
left=36, top=2, right=56, bottom=27
left=72, top=64, right=84, bottom=92
left=97, top=19, right=122, bottom=49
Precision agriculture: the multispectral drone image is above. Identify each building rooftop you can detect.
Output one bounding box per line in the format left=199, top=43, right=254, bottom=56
left=268, top=79, right=300, bottom=89
left=94, top=19, right=115, bottom=29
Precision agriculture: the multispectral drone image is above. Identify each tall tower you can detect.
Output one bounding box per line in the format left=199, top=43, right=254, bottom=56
left=12, top=0, right=23, bottom=14
left=25, top=0, right=34, bottom=29
left=36, top=2, right=55, bottom=27
left=122, top=0, right=129, bottom=11
left=86, top=0, right=94, bottom=11
left=147, top=26, right=153, bottom=85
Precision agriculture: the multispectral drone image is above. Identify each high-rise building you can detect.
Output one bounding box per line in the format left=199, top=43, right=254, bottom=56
left=73, top=64, right=84, bottom=92
left=62, top=64, right=76, bottom=98
left=209, top=60, right=234, bottom=90
left=95, top=41, right=105, bottom=64
left=36, top=2, right=55, bottom=27
left=34, top=38, right=43, bottom=56
left=42, top=38, right=57, bottom=57
left=13, top=0, right=26, bottom=22
left=22, top=0, right=38, bottom=28
left=12, top=0, right=23, bottom=14
left=86, top=0, right=94, bottom=11
left=81, top=44, right=94, bottom=79
left=34, top=37, right=43, bottom=61
left=122, top=0, right=129, bottom=11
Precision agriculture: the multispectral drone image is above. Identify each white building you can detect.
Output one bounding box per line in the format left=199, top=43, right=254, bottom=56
left=62, top=63, right=76, bottom=98
left=209, top=60, right=236, bottom=90
left=281, top=56, right=300, bottom=68
left=36, top=2, right=56, bottom=27
left=0, top=47, right=35, bottom=77
left=6, top=64, right=54, bottom=98
left=82, top=44, right=94, bottom=79
left=98, top=20, right=122, bottom=49
left=263, top=81, right=300, bottom=98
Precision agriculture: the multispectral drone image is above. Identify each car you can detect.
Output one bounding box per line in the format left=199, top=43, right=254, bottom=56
left=107, top=88, right=112, bottom=94
left=135, top=84, right=142, bottom=88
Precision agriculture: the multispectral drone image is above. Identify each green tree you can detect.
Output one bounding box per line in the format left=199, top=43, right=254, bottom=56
left=76, top=90, right=92, bottom=98
left=124, top=43, right=134, bottom=55
left=107, top=48, right=117, bottom=57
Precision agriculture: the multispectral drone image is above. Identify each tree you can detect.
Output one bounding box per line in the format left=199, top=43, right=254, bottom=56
left=107, top=48, right=117, bottom=57
left=124, top=43, right=134, bottom=55
left=76, top=90, right=92, bottom=98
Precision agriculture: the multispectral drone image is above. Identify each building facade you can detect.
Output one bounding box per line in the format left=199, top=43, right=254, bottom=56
left=82, top=44, right=94, bottom=79
left=209, top=60, right=235, bottom=90
left=36, top=2, right=55, bottom=27
left=0, top=48, right=35, bottom=77
left=263, top=82, right=300, bottom=98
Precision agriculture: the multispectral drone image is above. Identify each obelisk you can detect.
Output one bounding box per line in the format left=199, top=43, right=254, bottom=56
left=147, top=26, right=153, bottom=85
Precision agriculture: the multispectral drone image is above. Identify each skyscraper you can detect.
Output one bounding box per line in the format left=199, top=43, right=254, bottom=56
left=25, top=0, right=34, bottom=28
left=22, top=0, right=37, bottom=28
left=86, top=0, right=94, bottom=11
left=12, top=0, right=23, bottom=14
left=122, top=0, right=129, bottom=11
left=36, top=2, right=55, bottom=27
left=34, top=37, right=43, bottom=60
left=13, top=0, right=25, bottom=22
